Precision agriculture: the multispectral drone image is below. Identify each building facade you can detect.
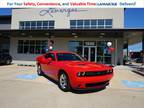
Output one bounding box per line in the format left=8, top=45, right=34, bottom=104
left=10, top=8, right=124, bottom=65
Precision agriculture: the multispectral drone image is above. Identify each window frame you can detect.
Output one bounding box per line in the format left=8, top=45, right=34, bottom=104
left=70, top=19, right=112, bottom=29
left=44, top=53, right=56, bottom=61
left=17, top=40, right=48, bottom=54
left=19, top=20, right=55, bottom=30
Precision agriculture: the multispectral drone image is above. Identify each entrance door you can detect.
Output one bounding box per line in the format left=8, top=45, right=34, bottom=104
left=83, top=46, right=96, bottom=62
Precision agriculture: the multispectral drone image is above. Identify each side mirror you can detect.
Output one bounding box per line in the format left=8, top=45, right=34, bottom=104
left=40, top=57, right=49, bottom=64
left=47, top=58, right=52, bottom=62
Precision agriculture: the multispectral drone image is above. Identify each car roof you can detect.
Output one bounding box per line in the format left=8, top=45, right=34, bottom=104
left=47, top=50, right=74, bottom=54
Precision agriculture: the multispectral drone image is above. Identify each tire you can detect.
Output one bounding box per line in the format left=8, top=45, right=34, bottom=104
left=6, top=59, right=11, bottom=65
left=37, top=64, right=43, bottom=76
left=58, top=72, right=70, bottom=92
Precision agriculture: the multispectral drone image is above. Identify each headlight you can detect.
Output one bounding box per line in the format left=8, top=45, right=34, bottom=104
left=77, top=72, right=86, bottom=77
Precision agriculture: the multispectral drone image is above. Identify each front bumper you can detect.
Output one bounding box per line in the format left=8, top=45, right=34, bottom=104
left=70, top=73, right=113, bottom=89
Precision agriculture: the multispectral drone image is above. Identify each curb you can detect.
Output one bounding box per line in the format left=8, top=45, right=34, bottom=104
left=17, top=64, right=36, bottom=67
left=133, top=68, right=144, bottom=76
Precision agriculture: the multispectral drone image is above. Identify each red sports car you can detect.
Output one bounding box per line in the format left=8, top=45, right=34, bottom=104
left=36, top=50, right=113, bottom=91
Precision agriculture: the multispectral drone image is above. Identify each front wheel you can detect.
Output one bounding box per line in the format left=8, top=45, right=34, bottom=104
left=58, top=72, right=70, bottom=92
left=37, top=65, right=43, bottom=76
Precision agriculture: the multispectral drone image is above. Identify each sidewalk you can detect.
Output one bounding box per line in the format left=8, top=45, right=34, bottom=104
left=109, top=65, right=144, bottom=93
left=12, top=60, right=36, bottom=67
left=127, top=63, right=144, bottom=76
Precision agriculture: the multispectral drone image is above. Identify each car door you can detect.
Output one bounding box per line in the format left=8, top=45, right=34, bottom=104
left=42, top=53, right=57, bottom=79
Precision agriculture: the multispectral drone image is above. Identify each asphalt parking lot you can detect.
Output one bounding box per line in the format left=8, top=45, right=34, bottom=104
left=0, top=64, right=144, bottom=108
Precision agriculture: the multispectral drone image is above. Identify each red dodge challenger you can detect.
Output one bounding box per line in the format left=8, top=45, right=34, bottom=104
left=36, top=50, right=113, bottom=91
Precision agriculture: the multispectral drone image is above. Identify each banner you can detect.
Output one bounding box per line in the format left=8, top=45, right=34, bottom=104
left=0, top=0, right=144, bottom=8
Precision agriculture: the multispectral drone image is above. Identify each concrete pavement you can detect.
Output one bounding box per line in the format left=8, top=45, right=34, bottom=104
left=127, top=63, right=144, bottom=75
left=0, top=64, right=144, bottom=108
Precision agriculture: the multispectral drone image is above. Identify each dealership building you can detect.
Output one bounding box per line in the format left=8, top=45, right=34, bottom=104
left=0, top=8, right=144, bottom=65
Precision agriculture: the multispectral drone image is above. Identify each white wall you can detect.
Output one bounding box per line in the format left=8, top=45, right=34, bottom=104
left=11, top=8, right=124, bottom=29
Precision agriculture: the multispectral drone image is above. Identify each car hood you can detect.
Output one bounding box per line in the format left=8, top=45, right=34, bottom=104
left=60, top=61, right=112, bottom=71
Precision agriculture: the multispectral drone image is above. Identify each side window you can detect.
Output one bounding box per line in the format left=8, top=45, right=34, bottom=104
left=45, top=53, right=55, bottom=61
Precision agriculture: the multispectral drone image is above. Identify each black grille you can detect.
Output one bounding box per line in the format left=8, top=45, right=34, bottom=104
left=85, top=70, right=112, bottom=76
left=86, top=81, right=109, bottom=87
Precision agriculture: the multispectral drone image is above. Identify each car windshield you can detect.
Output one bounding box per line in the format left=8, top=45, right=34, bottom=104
left=57, top=53, right=84, bottom=61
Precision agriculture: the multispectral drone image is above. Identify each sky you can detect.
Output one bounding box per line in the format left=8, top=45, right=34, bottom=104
left=0, top=8, right=12, bottom=15
left=125, top=8, right=144, bottom=28
left=0, top=8, right=144, bottom=51
left=125, top=8, right=144, bottom=51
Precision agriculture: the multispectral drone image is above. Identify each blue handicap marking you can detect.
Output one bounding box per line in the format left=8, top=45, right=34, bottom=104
left=122, top=80, right=144, bottom=88
left=16, top=74, right=38, bottom=80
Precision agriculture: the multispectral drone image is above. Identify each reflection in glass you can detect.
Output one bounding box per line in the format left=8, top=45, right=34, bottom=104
left=68, top=41, right=83, bottom=56
left=97, top=41, right=112, bottom=64
left=97, top=47, right=103, bottom=56
left=97, top=56, right=103, bottom=64
left=84, top=47, right=89, bottom=61
left=90, top=47, right=95, bottom=62
left=104, top=57, right=111, bottom=64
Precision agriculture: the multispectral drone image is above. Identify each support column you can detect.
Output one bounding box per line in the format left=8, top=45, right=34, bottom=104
left=114, top=38, right=117, bottom=65
left=125, top=39, right=129, bottom=65
left=142, top=32, right=144, bottom=51
left=142, top=32, right=144, bottom=65
left=123, top=38, right=129, bottom=65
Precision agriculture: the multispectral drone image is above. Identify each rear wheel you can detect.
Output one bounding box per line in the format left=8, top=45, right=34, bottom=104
left=37, top=64, right=43, bottom=76
left=58, top=72, right=70, bottom=92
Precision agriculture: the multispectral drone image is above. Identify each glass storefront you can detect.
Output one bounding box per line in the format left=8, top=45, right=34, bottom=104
left=68, top=41, right=83, bottom=55
left=16, top=40, right=112, bottom=64
left=68, top=41, right=112, bottom=64
left=97, top=41, right=111, bottom=64
left=17, top=40, right=48, bottom=54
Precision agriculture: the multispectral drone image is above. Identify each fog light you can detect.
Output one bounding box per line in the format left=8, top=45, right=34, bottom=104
left=107, top=69, right=113, bottom=73
left=110, top=69, right=113, bottom=73
left=82, top=72, right=85, bottom=76
left=77, top=72, right=86, bottom=77
left=107, top=70, right=110, bottom=73
left=77, top=72, right=81, bottom=77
